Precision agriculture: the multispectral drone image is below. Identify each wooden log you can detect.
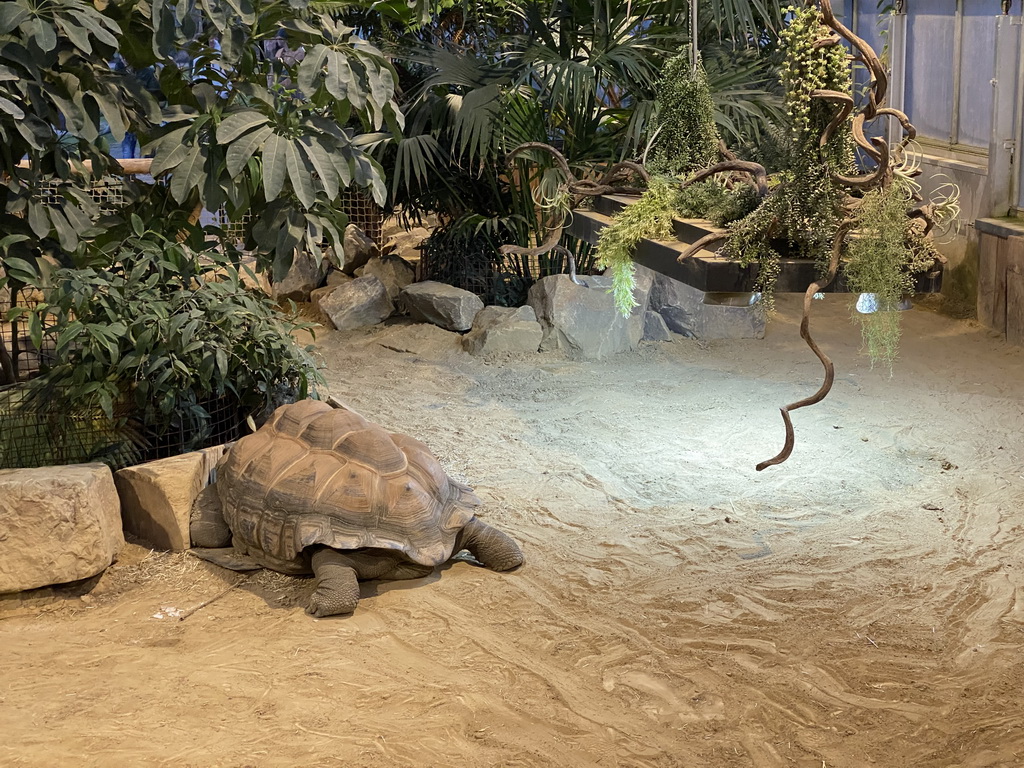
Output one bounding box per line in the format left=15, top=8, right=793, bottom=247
left=995, top=236, right=1010, bottom=335
left=977, top=232, right=998, bottom=329
left=1006, top=236, right=1024, bottom=347
left=15, top=158, right=154, bottom=176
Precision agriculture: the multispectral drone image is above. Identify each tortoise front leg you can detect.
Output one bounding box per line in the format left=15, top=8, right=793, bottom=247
left=455, top=518, right=524, bottom=572
left=307, top=548, right=361, bottom=617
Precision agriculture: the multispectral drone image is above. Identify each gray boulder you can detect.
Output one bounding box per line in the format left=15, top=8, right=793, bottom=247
left=355, top=255, right=416, bottom=300
left=400, top=281, right=484, bottom=332
left=463, top=305, right=544, bottom=356
left=326, top=269, right=353, bottom=288
left=318, top=276, right=394, bottom=331
left=643, top=310, right=673, bottom=342
left=273, top=251, right=328, bottom=302
left=527, top=271, right=652, bottom=360
left=649, top=273, right=765, bottom=339
left=342, top=224, right=378, bottom=275
left=0, top=464, right=124, bottom=593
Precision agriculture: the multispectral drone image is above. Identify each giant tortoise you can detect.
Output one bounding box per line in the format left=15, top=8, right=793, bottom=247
left=191, top=399, right=524, bottom=616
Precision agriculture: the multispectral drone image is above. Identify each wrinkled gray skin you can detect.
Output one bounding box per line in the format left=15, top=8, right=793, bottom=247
left=190, top=490, right=524, bottom=618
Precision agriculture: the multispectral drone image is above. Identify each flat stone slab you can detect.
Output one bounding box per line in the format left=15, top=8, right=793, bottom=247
left=0, top=464, right=124, bottom=593
left=649, top=272, right=765, bottom=340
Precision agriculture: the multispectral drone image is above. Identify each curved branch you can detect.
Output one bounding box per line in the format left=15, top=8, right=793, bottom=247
left=677, top=232, right=728, bottom=262
left=499, top=227, right=587, bottom=286
left=756, top=221, right=853, bottom=471
left=596, top=161, right=650, bottom=187
left=818, top=0, right=888, bottom=115
left=682, top=160, right=769, bottom=198
left=833, top=137, right=890, bottom=188
left=875, top=107, right=917, bottom=146
left=506, top=142, right=575, bottom=181
left=811, top=89, right=854, bottom=148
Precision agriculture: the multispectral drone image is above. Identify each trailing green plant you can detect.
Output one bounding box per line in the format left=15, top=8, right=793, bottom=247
left=18, top=223, right=322, bottom=459
left=719, top=4, right=853, bottom=305
left=647, top=53, right=720, bottom=176
left=674, top=178, right=760, bottom=227
left=595, top=178, right=682, bottom=315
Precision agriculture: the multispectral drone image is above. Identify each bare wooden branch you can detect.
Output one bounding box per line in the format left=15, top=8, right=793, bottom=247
left=756, top=221, right=853, bottom=471
left=811, top=89, right=854, bottom=147
left=677, top=232, right=728, bottom=262
left=682, top=160, right=770, bottom=198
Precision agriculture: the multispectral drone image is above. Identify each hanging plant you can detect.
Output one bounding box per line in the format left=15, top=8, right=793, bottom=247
left=647, top=53, right=720, bottom=177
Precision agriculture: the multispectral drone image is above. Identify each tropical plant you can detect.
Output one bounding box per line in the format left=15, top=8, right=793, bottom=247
left=17, top=214, right=321, bottom=463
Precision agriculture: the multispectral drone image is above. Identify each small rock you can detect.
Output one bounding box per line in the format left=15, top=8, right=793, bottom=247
left=342, top=225, right=378, bottom=275
left=463, top=305, right=543, bottom=356
left=114, top=447, right=224, bottom=551
left=272, top=251, right=328, bottom=302
left=359, top=255, right=416, bottom=301
left=400, top=281, right=484, bottom=332
left=642, top=310, right=672, bottom=342
left=319, top=275, right=394, bottom=331
left=325, top=269, right=352, bottom=288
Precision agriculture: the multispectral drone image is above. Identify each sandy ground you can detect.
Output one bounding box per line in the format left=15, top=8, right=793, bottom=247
left=3, top=293, right=1024, bottom=767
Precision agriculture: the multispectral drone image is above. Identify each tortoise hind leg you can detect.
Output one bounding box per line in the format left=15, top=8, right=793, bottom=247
left=307, top=548, right=361, bottom=617
left=455, top=518, right=524, bottom=572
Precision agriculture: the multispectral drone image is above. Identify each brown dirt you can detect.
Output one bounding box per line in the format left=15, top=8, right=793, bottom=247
left=3, top=294, right=1024, bottom=767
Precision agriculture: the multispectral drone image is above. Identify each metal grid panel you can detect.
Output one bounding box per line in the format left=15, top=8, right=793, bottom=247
left=0, top=383, right=245, bottom=471
left=216, top=188, right=384, bottom=248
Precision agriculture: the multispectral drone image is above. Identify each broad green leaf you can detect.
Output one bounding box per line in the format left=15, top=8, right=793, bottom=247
left=325, top=49, right=352, bottom=103
left=57, top=17, right=92, bottom=54
left=285, top=140, right=314, bottom=209
left=93, top=93, right=125, bottom=142
left=298, top=135, right=338, bottom=200
left=298, top=44, right=329, bottom=95
left=0, top=4, right=30, bottom=34
left=26, top=203, right=50, bottom=239
left=217, top=109, right=269, bottom=143
left=262, top=133, right=287, bottom=202
left=170, top=143, right=203, bottom=202
left=28, top=311, right=41, bottom=350
left=0, top=95, right=22, bottom=118
left=26, top=18, right=56, bottom=52
left=49, top=207, right=79, bottom=251
left=3, top=256, right=38, bottom=283
left=226, top=124, right=271, bottom=177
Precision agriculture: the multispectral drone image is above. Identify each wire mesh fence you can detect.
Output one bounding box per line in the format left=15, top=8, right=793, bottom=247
left=0, top=383, right=246, bottom=471
left=214, top=187, right=384, bottom=247
left=420, top=229, right=600, bottom=306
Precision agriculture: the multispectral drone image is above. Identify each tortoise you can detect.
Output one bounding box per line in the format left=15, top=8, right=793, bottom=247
left=190, top=399, right=524, bottom=617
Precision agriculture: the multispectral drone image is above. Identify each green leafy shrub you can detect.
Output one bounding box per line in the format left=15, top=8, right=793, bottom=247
left=845, top=178, right=947, bottom=367
left=675, top=179, right=760, bottom=228
left=21, top=227, right=322, bottom=459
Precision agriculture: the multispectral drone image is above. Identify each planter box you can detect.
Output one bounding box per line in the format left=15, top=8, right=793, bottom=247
left=568, top=195, right=944, bottom=295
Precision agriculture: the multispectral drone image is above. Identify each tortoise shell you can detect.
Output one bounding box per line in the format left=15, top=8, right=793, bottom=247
left=215, top=399, right=480, bottom=574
